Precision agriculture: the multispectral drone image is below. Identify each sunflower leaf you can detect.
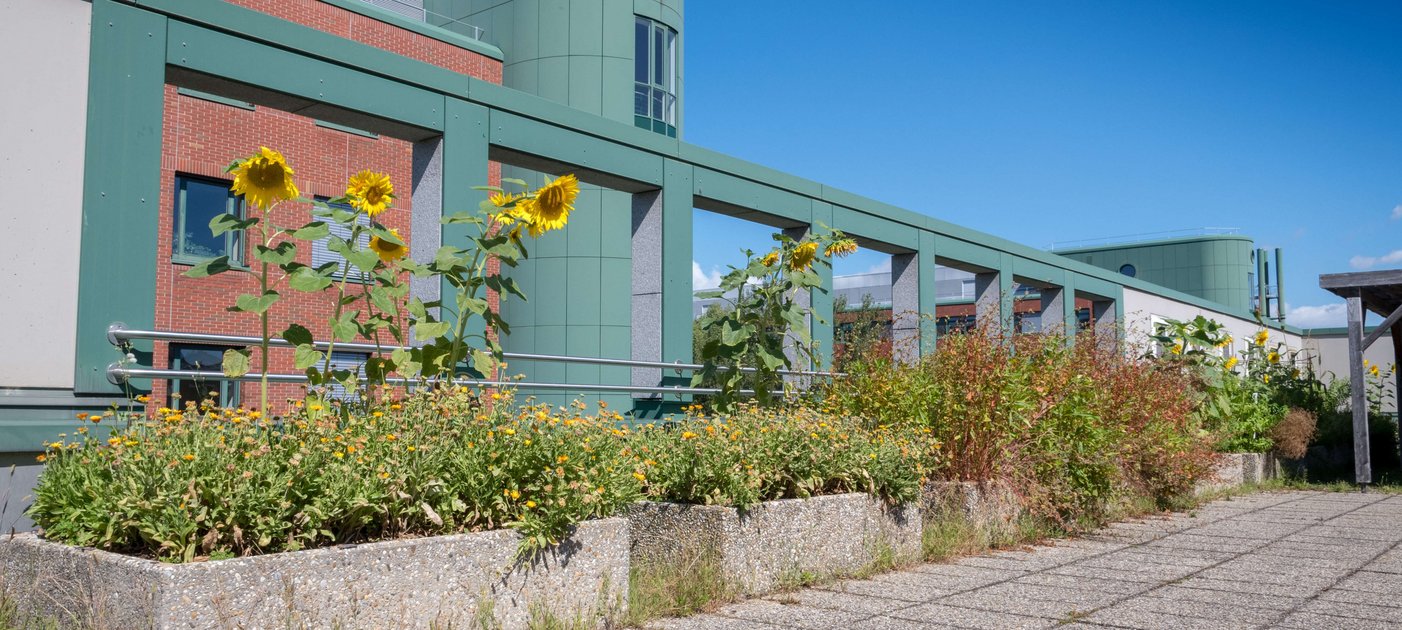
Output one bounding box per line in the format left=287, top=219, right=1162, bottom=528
left=291, top=222, right=330, bottom=241
left=293, top=344, right=323, bottom=370
left=254, top=242, right=297, bottom=266
left=182, top=256, right=232, bottom=278
left=209, top=214, right=258, bottom=236
left=368, top=226, right=403, bottom=246
left=281, top=323, right=315, bottom=347
left=331, top=311, right=359, bottom=342
left=233, top=291, right=279, bottom=314
left=288, top=267, right=333, bottom=292
left=221, top=349, right=251, bottom=379
left=414, top=321, right=451, bottom=340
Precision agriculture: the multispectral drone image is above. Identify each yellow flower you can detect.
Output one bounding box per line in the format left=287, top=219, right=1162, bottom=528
left=525, top=500, right=537, bottom=508
left=369, top=228, right=408, bottom=263
left=385, top=434, right=397, bottom=441
left=1224, top=357, right=1239, bottom=370
left=1267, top=351, right=1280, bottom=364
left=231, top=146, right=299, bottom=210
left=379, top=471, right=390, bottom=479
left=1170, top=344, right=1183, bottom=355
left=823, top=239, right=859, bottom=258
left=1371, top=364, right=1381, bottom=377
left=633, top=472, right=647, bottom=483
left=787, top=241, right=818, bottom=272
left=681, top=431, right=698, bottom=440
left=525, top=174, right=579, bottom=237
left=557, top=455, right=570, bottom=463
left=1254, top=330, right=1269, bottom=346
left=35, top=454, right=46, bottom=463
left=182, top=454, right=195, bottom=461
left=346, top=170, right=394, bottom=217
left=510, top=489, right=521, bottom=500
left=1262, top=374, right=1271, bottom=383
left=761, top=251, right=779, bottom=267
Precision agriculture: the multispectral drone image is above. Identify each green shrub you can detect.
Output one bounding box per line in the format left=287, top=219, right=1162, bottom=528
left=629, top=403, right=937, bottom=508
left=29, top=389, right=643, bottom=561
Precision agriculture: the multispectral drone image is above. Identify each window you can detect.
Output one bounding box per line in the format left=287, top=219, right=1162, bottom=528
left=311, top=198, right=373, bottom=283
left=1119, top=263, right=1137, bottom=277
left=169, top=344, right=241, bottom=409
left=325, top=351, right=369, bottom=402
left=173, top=175, right=244, bottom=264
left=634, top=16, right=678, bottom=136
left=936, top=315, right=976, bottom=336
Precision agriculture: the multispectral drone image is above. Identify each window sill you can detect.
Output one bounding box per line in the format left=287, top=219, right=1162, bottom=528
left=170, top=256, right=250, bottom=272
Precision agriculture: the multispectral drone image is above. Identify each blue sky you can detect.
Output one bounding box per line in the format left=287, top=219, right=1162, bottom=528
left=683, top=0, right=1402, bottom=327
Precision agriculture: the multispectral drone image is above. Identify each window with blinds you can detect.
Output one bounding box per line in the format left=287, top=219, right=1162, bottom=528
left=311, top=200, right=372, bottom=283
left=325, top=351, right=369, bottom=402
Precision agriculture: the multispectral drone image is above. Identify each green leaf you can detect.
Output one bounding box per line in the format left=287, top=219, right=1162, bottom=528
left=694, top=290, right=725, bottom=300
left=293, top=344, right=323, bottom=370
left=254, top=241, right=297, bottom=265
left=291, top=222, right=330, bottom=240
left=288, top=267, right=334, bottom=292
left=471, top=349, right=497, bottom=377
left=391, top=348, right=421, bottom=378
left=368, top=286, right=398, bottom=315
left=233, top=291, right=279, bottom=314
left=182, top=256, right=233, bottom=278
left=331, top=310, right=359, bottom=342
left=282, top=323, right=314, bottom=347
left=328, top=237, right=380, bottom=273
left=461, top=297, right=490, bottom=317
left=501, top=177, right=528, bottom=188
left=222, top=349, right=251, bottom=379
left=407, top=298, right=428, bottom=320
left=209, top=213, right=258, bottom=236
left=414, top=321, right=452, bottom=339
left=720, top=321, right=749, bottom=347
left=368, top=226, right=404, bottom=246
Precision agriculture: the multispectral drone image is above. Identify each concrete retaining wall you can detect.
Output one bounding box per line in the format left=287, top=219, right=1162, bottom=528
left=0, top=518, right=629, bottom=629
left=1198, top=452, right=1281, bottom=493
left=628, top=493, right=921, bottom=596
left=922, top=480, right=1023, bottom=530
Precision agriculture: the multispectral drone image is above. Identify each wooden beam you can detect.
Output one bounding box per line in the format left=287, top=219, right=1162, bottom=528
left=1347, top=294, right=1372, bottom=485
left=1362, top=302, right=1402, bottom=351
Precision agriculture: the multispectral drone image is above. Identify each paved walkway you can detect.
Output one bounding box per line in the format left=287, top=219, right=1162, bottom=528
left=647, top=491, right=1402, bottom=630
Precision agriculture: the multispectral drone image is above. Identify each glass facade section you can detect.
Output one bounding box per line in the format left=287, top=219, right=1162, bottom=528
left=634, top=16, right=677, bottom=134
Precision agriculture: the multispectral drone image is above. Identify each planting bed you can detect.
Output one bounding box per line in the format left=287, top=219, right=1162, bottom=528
left=627, top=493, right=921, bottom=596
left=0, top=518, right=628, bottom=629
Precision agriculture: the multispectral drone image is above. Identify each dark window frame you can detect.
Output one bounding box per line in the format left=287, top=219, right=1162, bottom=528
left=168, top=343, right=243, bottom=409
left=172, top=174, right=245, bottom=266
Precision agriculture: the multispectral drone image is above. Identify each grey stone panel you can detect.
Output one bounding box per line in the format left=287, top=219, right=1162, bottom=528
left=410, top=137, right=445, bottom=321
left=0, top=518, right=630, bottom=629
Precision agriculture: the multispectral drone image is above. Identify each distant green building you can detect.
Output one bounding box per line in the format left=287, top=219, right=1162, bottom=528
left=1053, top=233, right=1283, bottom=320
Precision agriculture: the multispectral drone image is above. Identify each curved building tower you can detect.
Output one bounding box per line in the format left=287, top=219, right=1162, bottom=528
left=425, top=0, right=684, bottom=408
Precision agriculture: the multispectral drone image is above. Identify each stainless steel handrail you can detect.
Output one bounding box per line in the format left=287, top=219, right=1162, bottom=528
left=106, top=366, right=753, bottom=396
left=107, top=324, right=842, bottom=378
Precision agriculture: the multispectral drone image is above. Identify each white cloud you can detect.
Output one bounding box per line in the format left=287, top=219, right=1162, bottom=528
left=865, top=259, right=892, bottom=274
left=1392, top=204, right=1402, bottom=221
left=692, top=261, right=723, bottom=290
left=1286, top=303, right=1347, bottom=328
left=1349, top=249, right=1402, bottom=270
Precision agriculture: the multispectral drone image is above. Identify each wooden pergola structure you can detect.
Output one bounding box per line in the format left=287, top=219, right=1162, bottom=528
left=1321, top=270, right=1402, bottom=485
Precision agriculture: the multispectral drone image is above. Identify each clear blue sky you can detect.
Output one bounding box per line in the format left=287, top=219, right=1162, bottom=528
left=683, top=0, right=1402, bottom=327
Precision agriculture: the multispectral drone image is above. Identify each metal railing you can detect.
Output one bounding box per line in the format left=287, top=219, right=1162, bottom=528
left=361, top=0, right=488, bottom=41
left=105, top=324, right=840, bottom=397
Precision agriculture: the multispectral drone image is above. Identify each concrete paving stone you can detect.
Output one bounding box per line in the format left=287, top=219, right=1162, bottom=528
left=951, top=582, right=1125, bottom=607
left=1254, top=542, right=1382, bottom=562
left=905, top=563, right=1026, bottom=582
left=1317, top=585, right=1402, bottom=609
left=1188, top=521, right=1307, bottom=539
left=1108, top=593, right=1282, bottom=624
left=1281, top=533, right=1394, bottom=552
left=1146, top=584, right=1306, bottom=611
left=1171, top=576, right=1332, bottom=599
left=1077, top=551, right=1216, bottom=571
left=1192, top=565, right=1340, bottom=588
left=1123, top=545, right=1237, bottom=565
left=1300, top=526, right=1402, bottom=542
left=1275, top=611, right=1402, bottom=630
left=1210, top=557, right=1357, bottom=579
left=1067, top=558, right=1199, bottom=581
left=1045, top=563, right=1175, bottom=584
left=1082, top=605, right=1259, bottom=630
left=1301, top=598, right=1402, bottom=622
left=955, top=556, right=1065, bottom=572
left=846, top=615, right=965, bottom=630
left=885, top=603, right=1058, bottom=629
left=713, top=599, right=868, bottom=630
left=818, top=577, right=956, bottom=603
left=934, top=592, right=1101, bottom=620
left=1040, top=538, right=1131, bottom=554
left=1332, top=570, right=1402, bottom=594
left=764, top=588, right=915, bottom=616
left=873, top=571, right=1017, bottom=594
left=1011, top=572, right=1156, bottom=596
left=646, top=614, right=789, bottom=630
left=1143, top=535, right=1262, bottom=554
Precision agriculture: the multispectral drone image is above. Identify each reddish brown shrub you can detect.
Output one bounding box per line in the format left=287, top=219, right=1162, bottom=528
left=1270, top=408, right=1318, bottom=460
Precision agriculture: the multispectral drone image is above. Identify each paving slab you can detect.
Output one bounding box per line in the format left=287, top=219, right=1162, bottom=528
left=652, top=490, right=1402, bottom=630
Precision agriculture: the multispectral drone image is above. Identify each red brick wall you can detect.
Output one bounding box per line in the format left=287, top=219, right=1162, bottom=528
left=153, top=2, right=503, bottom=414
left=228, top=0, right=503, bottom=83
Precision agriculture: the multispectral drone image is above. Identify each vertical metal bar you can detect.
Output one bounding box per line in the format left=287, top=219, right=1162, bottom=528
left=1347, top=294, right=1371, bottom=486
left=1392, top=319, right=1402, bottom=468
left=1274, top=248, right=1285, bottom=323
left=1256, top=249, right=1268, bottom=317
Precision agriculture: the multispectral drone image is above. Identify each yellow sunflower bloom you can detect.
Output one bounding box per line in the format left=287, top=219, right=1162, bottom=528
left=525, top=174, right=579, bottom=237
left=1224, top=357, right=1239, bottom=370
left=823, top=239, right=859, bottom=258
left=1267, top=351, right=1280, bottom=364
left=1371, top=364, right=1381, bottom=377
left=1170, top=343, right=1183, bottom=355
left=345, top=170, right=394, bottom=217
left=787, top=241, right=818, bottom=272
left=1254, top=330, right=1268, bottom=346
left=761, top=251, right=779, bottom=267
left=231, top=146, right=299, bottom=210
left=369, top=228, right=408, bottom=263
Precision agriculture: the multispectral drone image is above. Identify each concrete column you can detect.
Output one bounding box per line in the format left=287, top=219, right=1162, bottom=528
left=408, top=137, right=443, bottom=324
left=974, top=271, right=1002, bottom=336
left=1346, top=294, right=1371, bottom=485
left=783, top=226, right=813, bottom=370
left=1092, top=300, right=1118, bottom=348
left=630, top=189, right=664, bottom=396
left=1038, top=287, right=1065, bottom=336
left=891, top=253, right=919, bottom=363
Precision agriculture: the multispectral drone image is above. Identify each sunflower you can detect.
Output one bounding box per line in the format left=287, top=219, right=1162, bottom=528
left=346, top=170, right=394, bottom=217
left=787, top=241, right=818, bottom=272
left=1267, top=351, right=1280, bottom=364
left=1253, top=330, right=1268, bottom=346
left=525, top=174, right=579, bottom=237
left=761, top=251, right=779, bottom=267
left=369, top=229, right=408, bottom=263
left=1224, top=357, right=1239, bottom=370
left=823, top=238, right=859, bottom=258
left=231, top=146, right=299, bottom=210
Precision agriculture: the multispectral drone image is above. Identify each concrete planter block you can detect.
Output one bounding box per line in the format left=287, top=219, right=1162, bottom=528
left=1198, top=452, right=1281, bottom=493
left=0, top=518, right=629, bottom=629
left=921, top=480, right=1023, bottom=530
left=628, top=493, right=921, bottom=596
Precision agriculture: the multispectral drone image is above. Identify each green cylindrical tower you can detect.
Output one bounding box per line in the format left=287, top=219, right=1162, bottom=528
left=425, top=0, right=684, bottom=408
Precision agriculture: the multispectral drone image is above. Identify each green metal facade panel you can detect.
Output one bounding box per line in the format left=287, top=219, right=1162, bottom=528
left=661, top=160, right=694, bottom=365
left=1052, top=236, right=1253, bottom=312
left=74, top=0, right=168, bottom=394
left=318, top=0, right=504, bottom=60
left=810, top=202, right=835, bottom=367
